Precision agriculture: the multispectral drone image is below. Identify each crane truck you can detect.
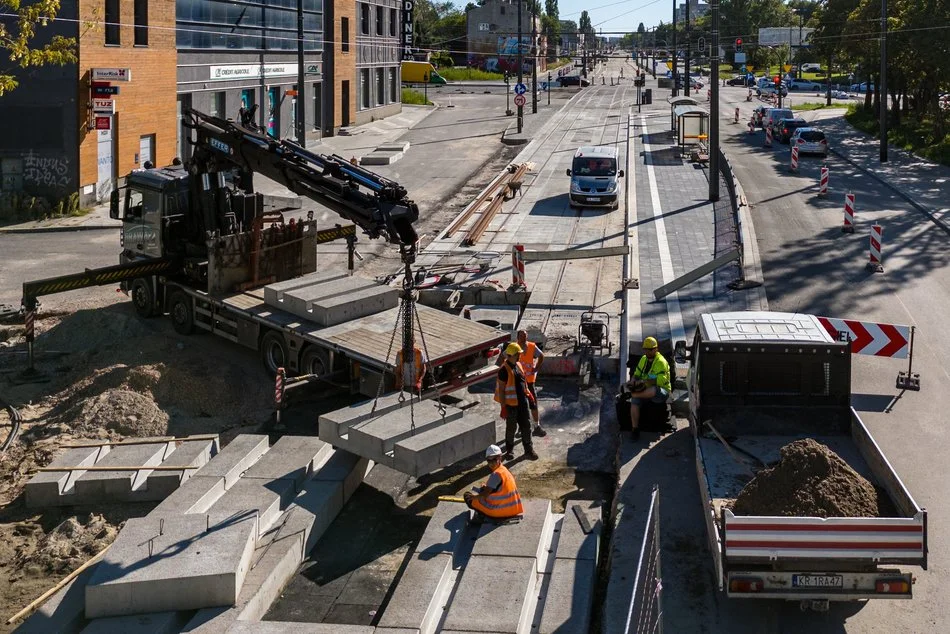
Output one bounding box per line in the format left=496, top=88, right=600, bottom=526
left=21, top=109, right=508, bottom=395
left=678, top=312, right=927, bottom=610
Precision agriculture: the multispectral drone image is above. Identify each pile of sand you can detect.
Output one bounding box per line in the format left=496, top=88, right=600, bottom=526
left=14, top=514, right=118, bottom=576
left=52, top=388, right=169, bottom=439
left=733, top=438, right=881, bottom=518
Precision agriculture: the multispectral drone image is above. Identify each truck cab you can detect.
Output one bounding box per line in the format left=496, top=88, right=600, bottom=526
left=110, top=167, right=191, bottom=260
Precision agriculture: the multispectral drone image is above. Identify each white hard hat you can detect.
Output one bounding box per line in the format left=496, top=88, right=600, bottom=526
left=485, top=444, right=503, bottom=458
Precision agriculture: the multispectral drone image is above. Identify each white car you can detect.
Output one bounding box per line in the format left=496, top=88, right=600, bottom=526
left=790, top=127, right=829, bottom=157
left=788, top=79, right=823, bottom=91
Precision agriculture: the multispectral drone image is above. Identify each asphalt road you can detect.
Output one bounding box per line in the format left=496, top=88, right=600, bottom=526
left=714, top=86, right=950, bottom=632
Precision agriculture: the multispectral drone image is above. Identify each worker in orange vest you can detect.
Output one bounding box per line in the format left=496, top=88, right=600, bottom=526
left=496, top=330, right=546, bottom=437
left=464, top=444, right=525, bottom=523
left=395, top=340, right=426, bottom=392
left=495, top=342, right=539, bottom=461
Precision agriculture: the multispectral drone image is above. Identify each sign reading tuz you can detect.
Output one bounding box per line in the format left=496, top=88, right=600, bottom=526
left=402, top=0, right=414, bottom=60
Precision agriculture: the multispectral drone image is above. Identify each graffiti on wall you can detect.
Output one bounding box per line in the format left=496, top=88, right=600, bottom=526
left=23, top=151, right=70, bottom=189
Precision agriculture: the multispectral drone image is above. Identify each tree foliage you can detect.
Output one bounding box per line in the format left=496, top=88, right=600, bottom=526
left=0, top=0, right=77, bottom=96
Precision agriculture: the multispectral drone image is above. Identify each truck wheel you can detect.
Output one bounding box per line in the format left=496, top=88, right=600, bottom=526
left=168, top=291, right=195, bottom=335
left=299, top=346, right=331, bottom=377
left=260, top=330, right=288, bottom=377
left=131, top=279, right=156, bottom=318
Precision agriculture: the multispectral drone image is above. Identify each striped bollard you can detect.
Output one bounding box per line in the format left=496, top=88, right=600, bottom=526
left=748, top=120, right=754, bottom=134
left=511, top=244, right=526, bottom=288
left=25, top=309, right=36, bottom=371
left=274, top=367, right=286, bottom=426
left=868, top=225, right=884, bottom=272
left=765, top=126, right=773, bottom=148
left=842, top=193, right=855, bottom=233
left=790, top=145, right=799, bottom=172
left=818, top=166, right=829, bottom=196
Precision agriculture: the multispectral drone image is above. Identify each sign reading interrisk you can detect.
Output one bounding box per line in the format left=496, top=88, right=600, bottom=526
left=209, top=63, right=298, bottom=80
left=91, top=67, right=131, bottom=82
left=402, top=0, right=414, bottom=60
left=92, top=98, right=115, bottom=114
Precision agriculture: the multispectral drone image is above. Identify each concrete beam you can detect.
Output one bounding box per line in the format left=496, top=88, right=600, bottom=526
left=393, top=416, right=496, bottom=477
left=24, top=445, right=107, bottom=508
left=374, top=554, right=453, bottom=632
left=347, top=405, right=463, bottom=457
left=227, top=623, right=375, bottom=633
left=471, top=498, right=553, bottom=570
left=80, top=611, right=188, bottom=633
left=318, top=393, right=425, bottom=438
left=264, top=271, right=349, bottom=308
left=311, top=450, right=371, bottom=501
left=557, top=500, right=603, bottom=561
left=208, top=478, right=297, bottom=538
left=197, top=435, right=270, bottom=489
left=16, top=565, right=96, bottom=633
left=442, top=555, right=537, bottom=634
left=150, top=476, right=225, bottom=516
left=537, top=558, right=596, bottom=634
left=143, top=439, right=217, bottom=501
left=241, top=436, right=331, bottom=484
left=72, top=441, right=169, bottom=502
left=415, top=501, right=469, bottom=558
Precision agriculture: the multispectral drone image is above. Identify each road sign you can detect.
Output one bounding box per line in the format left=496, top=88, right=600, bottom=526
left=514, top=94, right=527, bottom=107
left=665, top=61, right=673, bottom=70
left=817, top=316, right=910, bottom=358
left=91, top=67, right=131, bottom=82
left=514, top=83, right=527, bottom=95
left=92, top=98, right=115, bottom=114
left=746, top=65, right=754, bottom=72
left=92, top=85, right=119, bottom=96
left=95, top=116, right=111, bottom=130
left=783, top=64, right=793, bottom=73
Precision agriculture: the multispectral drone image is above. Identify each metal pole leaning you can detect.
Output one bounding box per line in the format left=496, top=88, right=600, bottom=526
left=868, top=225, right=884, bottom=272
left=818, top=166, right=829, bottom=196
left=842, top=192, right=855, bottom=233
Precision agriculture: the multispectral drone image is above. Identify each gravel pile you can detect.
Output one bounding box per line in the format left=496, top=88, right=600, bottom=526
left=55, top=388, right=169, bottom=438
left=733, top=438, right=882, bottom=518
left=14, top=513, right=118, bottom=575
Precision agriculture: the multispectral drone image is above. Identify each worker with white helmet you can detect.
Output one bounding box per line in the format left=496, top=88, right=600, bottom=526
left=464, top=444, right=524, bottom=523
left=627, top=336, right=672, bottom=441
left=495, top=342, right=539, bottom=461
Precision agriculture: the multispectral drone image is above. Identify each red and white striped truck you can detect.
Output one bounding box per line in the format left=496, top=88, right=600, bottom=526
left=676, top=312, right=927, bottom=610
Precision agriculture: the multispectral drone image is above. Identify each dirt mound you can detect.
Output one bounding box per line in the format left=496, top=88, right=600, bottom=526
left=733, top=438, right=881, bottom=518
left=52, top=388, right=169, bottom=439
left=13, top=514, right=118, bottom=576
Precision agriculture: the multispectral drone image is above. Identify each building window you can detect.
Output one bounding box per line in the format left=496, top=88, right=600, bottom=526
left=376, top=69, right=385, bottom=105
left=500, top=6, right=505, bottom=14
left=105, top=0, right=120, bottom=45
left=341, top=17, right=350, bottom=52
left=360, top=4, right=369, bottom=35
left=210, top=91, right=226, bottom=118
left=176, top=0, right=324, bottom=52
left=360, top=68, right=370, bottom=109
left=134, top=0, right=148, bottom=46
left=389, top=68, right=397, bottom=103
left=389, top=8, right=396, bottom=37
left=376, top=5, right=384, bottom=36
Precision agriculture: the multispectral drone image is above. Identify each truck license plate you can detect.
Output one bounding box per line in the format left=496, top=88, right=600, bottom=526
left=792, top=575, right=843, bottom=588
left=587, top=197, right=600, bottom=203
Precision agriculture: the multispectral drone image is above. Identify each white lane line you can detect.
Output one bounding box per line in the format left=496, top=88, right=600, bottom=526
left=640, top=115, right=687, bottom=347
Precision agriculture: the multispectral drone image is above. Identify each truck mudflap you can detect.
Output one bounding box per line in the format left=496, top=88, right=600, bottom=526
left=722, top=510, right=927, bottom=566
left=725, top=569, right=914, bottom=601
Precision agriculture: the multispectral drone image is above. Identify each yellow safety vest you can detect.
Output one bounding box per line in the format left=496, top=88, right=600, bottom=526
left=494, top=361, right=525, bottom=406
left=634, top=353, right=672, bottom=391
left=470, top=465, right=524, bottom=518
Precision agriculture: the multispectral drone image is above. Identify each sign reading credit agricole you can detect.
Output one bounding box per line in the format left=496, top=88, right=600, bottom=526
left=209, top=63, right=298, bottom=80
left=402, top=0, right=414, bottom=60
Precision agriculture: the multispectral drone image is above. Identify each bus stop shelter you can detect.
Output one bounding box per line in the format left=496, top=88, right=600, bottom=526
left=669, top=96, right=699, bottom=131
left=673, top=105, right=709, bottom=157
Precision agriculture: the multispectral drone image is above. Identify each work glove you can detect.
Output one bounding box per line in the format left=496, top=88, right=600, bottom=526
left=500, top=405, right=508, bottom=418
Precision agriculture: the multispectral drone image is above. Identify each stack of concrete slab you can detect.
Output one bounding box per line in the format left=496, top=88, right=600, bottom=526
left=319, top=393, right=496, bottom=477
left=375, top=498, right=602, bottom=634
left=360, top=141, right=410, bottom=166
left=263, top=271, right=399, bottom=326
left=24, top=436, right=219, bottom=508
left=19, top=435, right=372, bottom=633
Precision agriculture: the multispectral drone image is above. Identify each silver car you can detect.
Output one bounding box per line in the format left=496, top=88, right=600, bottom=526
left=790, top=127, right=829, bottom=157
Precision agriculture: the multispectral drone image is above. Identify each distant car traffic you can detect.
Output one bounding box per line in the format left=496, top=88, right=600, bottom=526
left=556, top=75, right=590, bottom=87
left=850, top=82, right=875, bottom=92
left=777, top=117, right=809, bottom=144
left=788, top=79, right=823, bottom=91
left=790, top=127, right=829, bottom=156
left=752, top=105, right=769, bottom=126
left=757, top=84, right=789, bottom=97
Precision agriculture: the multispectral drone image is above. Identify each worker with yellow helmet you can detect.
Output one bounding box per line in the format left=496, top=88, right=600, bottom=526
left=627, top=336, right=671, bottom=441
left=494, top=341, right=539, bottom=461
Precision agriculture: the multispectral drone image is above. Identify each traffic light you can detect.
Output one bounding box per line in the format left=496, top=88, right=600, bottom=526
left=773, top=75, right=780, bottom=87
left=735, top=38, right=743, bottom=53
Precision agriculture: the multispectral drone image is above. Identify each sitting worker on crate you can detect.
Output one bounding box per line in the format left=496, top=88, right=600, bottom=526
left=624, top=337, right=672, bottom=441
left=463, top=444, right=525, bottom=524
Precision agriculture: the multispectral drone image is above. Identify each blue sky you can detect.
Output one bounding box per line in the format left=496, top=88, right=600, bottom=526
left=554, top=0, right=670, bottom=35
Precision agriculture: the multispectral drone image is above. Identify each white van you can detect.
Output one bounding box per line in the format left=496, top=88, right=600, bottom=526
left=566, top=147, right=624, bottom=209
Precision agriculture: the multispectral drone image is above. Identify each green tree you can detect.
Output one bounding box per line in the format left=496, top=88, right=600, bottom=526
left=0, top=0, right=77, bottom=96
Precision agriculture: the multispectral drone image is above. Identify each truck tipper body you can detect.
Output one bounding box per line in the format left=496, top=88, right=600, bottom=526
left=680, top=312, right=927, bottom=608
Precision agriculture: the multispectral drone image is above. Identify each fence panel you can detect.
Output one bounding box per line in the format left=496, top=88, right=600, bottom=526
left=623, top=486, right=663, bottom=634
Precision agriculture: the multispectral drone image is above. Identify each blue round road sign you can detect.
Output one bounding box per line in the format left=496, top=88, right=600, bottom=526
left=514, top=83, right=527, bottom=95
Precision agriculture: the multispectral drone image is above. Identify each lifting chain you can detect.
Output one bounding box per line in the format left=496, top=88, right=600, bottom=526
left=413, top=300, right=446, bottom=420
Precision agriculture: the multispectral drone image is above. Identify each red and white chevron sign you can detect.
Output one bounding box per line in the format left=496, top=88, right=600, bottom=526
left=818, top=317, right=910, bottom=359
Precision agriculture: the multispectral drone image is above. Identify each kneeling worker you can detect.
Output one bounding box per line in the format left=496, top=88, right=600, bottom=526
left=627, top=336, right=671, bottom=441
left=464, top=445, right=524, bottom=523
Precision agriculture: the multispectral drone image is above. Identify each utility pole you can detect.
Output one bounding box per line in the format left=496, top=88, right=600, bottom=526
left=685, top=0, right=691, bottom=97
left=879, top=0, right=888, bottom=162
left=672, top=0, right=678, bottom=96
left=797, top=10, right=804, bottom=80
left=532, top=6, right=538, bottom=114
left=295, top=0, right=306, bottom=145
left=517, top=0, right=523, bottom=134
left=709, top=0, right=719, bottom=202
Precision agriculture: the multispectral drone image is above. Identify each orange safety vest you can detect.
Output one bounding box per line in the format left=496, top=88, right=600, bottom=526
left=395, top=348, right=424, bottom=388
left=470, top=465, right=524, bottom=518
left=494, top=361, right=525, bottom=406
left=519, top=341, right=539, bottom=384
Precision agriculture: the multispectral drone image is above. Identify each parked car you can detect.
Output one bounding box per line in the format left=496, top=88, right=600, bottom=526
left=850, top=82, right=875, bottom=92
left=777, top=117, right=809, bottom=144
left=788, top=79, right=823, bottom=91
left=800, top=63, right=823, bottom=73
left=790, top=127, right=829, bottom=156
left=727, top=74, right=754, bottom=86
left=830, top=89, right=851, bottom=99
left=556, top=75, right=590, bottom=87
left=757, top=84, right=789, bottom=97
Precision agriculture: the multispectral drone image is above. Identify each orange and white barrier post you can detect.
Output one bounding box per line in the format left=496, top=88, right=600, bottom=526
left=765, top=126, right=773, bottom=147
left=748, top=119, right=754, bottom=134
left=818, top=166, right=829, bottom=196
left=275, top=367, right=286, bottom=426
left=868, top=225, right=884, bottom=272
left=734, top=107, right=740, bottom=123
left=790, top=145, right=799, bottom=172
left=842, top=192, right=855, bottom=233
left=511, top=244, right=526, bottom=287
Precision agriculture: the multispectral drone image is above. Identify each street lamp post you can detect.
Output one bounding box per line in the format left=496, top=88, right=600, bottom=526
left=517, top=0, right=523, bottom=134
left=532, top=6, right=538, bottom=114
left=672, top=0, right=678, bottom=96
left=710, top=0, right=719, bottom=202
left=685, top=0, right=691, bottom=97
left=880, top=0, right=888, bottom=162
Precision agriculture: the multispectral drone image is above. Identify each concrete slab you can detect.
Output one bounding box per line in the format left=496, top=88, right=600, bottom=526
left=347, top=404, right=463, bottom=457
left=280, top=276, right=398, bottom=326
left=377, top=141, right=410, bottom=153
left=232, top=523, right=306, bottom=622
left=80, top=611, right=187, bottom=634
left=85, top=513, right=258, bottom=618
left=393, top=416, right=496, bottom=477
left=537, top=558, right=596, bottom=634
left=442, top=555, right=537, bottom=634
left=151, top=475, right=225, bottom=516
left=208, top=477, right=298, bottom=537
left=274, top=479, right=345, bottom=556
left=242, top=436, right=331, bottom=484
left=472, top=499, right=552, bottom=569
left=415, top=501, right=468, bottom=558
left=360, top=151, right=402, bottom=166
left=24, top=445, right=107, bottom=508
left=197, top=435, right=270, bottom=489
left=311, top=450, right=370, bottom=500
left=227, top=623, right=376, bottom=633
left=375, top=553, right=453, bottom=632
left=318, top=392, right=426, bottom=437
left=16, top=565, right=96, bottom=633
left=143, top=439, right=217, bottom=501
left=263, top=271, right=349, bottom=308
left=461, top=305, right=521, bottom=332
left=557, top=500, right=602, bottom=561
left=72, top=441, right=169, bottom=502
